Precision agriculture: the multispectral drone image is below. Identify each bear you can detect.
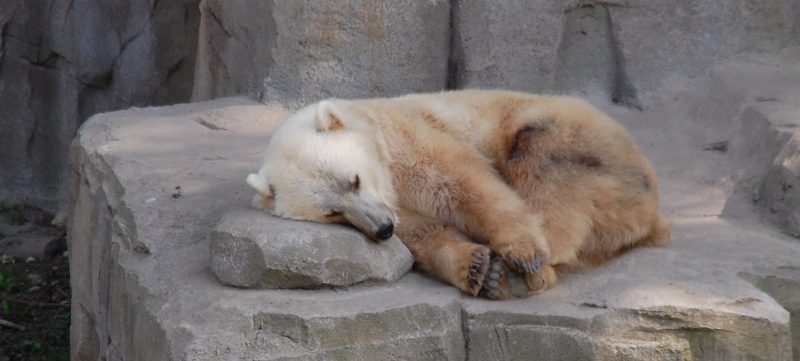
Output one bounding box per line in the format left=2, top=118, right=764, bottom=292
left=246, top=90, right=670, bottom=300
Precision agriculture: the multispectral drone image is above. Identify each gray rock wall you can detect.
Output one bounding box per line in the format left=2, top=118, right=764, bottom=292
left=4, top=0, right=799, bottom=212
left=193, top=0, right=451, bottom=106
left=451, top=0, right=799, bottom=108
left=0, top=0, right=199, bottom=212
left=193, top=0, right=800, bottom=110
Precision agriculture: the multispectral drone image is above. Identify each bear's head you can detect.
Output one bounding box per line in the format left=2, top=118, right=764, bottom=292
left=247, top=100, right=397, bottom=241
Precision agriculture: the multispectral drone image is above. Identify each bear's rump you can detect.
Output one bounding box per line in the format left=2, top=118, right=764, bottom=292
left=494, top=120, right=660, bottom=265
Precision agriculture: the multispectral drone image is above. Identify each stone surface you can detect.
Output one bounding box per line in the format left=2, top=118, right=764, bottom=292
left=720, top=63, right=800, bottom=239
left=653, top=55, right=800, bottom=238
left=451, top=0, right=800, bottom=109
left=7, top=0, right=799, bottom=216
left=210, top=207, right=412, bottom=289
left=0, top=228, right=65, bottom=261
left=463, top=218, right=797, bottom=361
left=180, top=275, right=465, bottom=361
left=67, top=97, right=463, bottom=360
left=68, top=65, right=800, bottom=359
left=0, top=206, right=65, bottom=260
left=192, top=0, right=451, bottom=107
left=0, top=0, right=199, bottom=212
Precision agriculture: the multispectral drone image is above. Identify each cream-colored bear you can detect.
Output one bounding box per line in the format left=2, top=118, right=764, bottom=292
left=247, top=90, right=670, bottom=299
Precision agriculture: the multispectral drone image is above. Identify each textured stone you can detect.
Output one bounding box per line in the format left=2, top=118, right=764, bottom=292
left=68, top=97, right=464, bottom=360
left=464, top=221, right=797, bottom=360
left=0, top=0, right=199, bottom=212
left=0, top=206, right=65, bottom=260
left=192, top=0, right=451, bottom=106
left=210, top=207, right=412, bottom=289
left=0, top=228, right=65, bottom=261
left=67, top=65, right=800, bottom=360
left=674, top=60, right=800, bottom=238
left=452, top=0, right=800, bottom=108
left=180, top=275, right=466, bottom=361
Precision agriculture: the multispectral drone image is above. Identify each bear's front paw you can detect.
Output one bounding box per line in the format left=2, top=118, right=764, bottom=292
left=492, top=239, right=548, bottom=274
left=509, top=253, right=545, bottom=274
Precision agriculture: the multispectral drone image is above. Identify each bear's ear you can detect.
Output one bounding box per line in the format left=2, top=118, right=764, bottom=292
left=315, top=100, right=345, bottom=132
left=246, top=173, right=275, bottom=210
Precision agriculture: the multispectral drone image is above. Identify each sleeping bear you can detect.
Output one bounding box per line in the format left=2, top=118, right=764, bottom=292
left=246, top=90, right=670, bottom=299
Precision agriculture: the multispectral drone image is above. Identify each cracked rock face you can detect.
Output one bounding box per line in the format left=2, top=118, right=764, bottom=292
left=0, top=0, right=199, bottom=212
left=210, top=207, right=413, bottom=289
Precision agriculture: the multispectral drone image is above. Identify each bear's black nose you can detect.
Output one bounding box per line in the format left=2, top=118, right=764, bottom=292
left=375, top=222, right=394, bottom=241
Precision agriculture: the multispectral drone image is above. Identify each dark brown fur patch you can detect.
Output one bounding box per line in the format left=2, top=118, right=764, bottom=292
left=548, top=154, right=565, bottom=164
left=574, top=154, right=603, bottom=168
left=641, top=174, right=651, bottom=190
left=508, top=123, right=551, bottom=161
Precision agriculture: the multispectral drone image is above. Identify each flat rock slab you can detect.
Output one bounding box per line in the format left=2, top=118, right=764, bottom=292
left=210, top=207, right=412, bottom=289
left=68, top=87, right=800, bottom=360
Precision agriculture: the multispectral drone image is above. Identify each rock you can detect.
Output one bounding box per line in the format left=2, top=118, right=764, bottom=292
left=192, top=0, right=451, bottom=106
left=464, top=219, right=796, bottom=361
left=450, top=1, right=565, bottom=94
left=67, top=97, right=462, bottom=360
left=0, top=206, right=66, bottom=260
left=210, top=207, right=412, bottom=289
left=67, top=82, right=800, bottom=360
left=26, top=272, right=43, bottom=286
left=183, top=275, right=466, bottom=361
left=451, top=0, right=799, bottom=108
left=0, top=227, right=65, bottom=261
left=0, top=0, right=200, bottom=212
left=676, top=61, right=800, bottom=238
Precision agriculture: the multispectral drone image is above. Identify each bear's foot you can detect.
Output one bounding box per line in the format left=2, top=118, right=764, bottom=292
left=479, top=256, right=511, bottom=300
left=466, top=249, right=491, bottom=296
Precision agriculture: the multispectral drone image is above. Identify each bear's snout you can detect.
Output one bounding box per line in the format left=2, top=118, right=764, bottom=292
left=375, top=222, right=394, bottom=241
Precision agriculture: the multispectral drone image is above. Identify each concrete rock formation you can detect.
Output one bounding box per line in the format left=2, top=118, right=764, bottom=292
left=5, top=0, right=800, bottom=214
left=0, top=0, right=199, bottom=211
left=451, top=0, right=799, bottom=108
left=210, top=207, right=413, bottom=289
left=68, top=58, right=800, bottom=357
left=192, top=0, right=451, bottom=106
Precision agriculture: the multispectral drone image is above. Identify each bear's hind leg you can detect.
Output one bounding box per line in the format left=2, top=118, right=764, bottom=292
left=479, top=256, right=512, bottom=300
left=396, top=208, right=511, bottom=299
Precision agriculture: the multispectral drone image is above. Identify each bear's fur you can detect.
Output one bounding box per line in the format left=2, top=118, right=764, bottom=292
left=247, top=90, right=670, bottom=299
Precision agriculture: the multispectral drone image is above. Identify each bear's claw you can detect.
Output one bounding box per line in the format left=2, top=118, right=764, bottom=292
left=467, top=249, right=491, bottom=296
left=508, top=254, right=542, bottom=274
left=479, top=256, right=510, bottom=300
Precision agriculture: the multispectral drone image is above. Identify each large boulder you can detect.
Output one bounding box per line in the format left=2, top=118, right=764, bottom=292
left=192, top=0, right=451, bottom=106
left=210, top=207, right=413, bottom=289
